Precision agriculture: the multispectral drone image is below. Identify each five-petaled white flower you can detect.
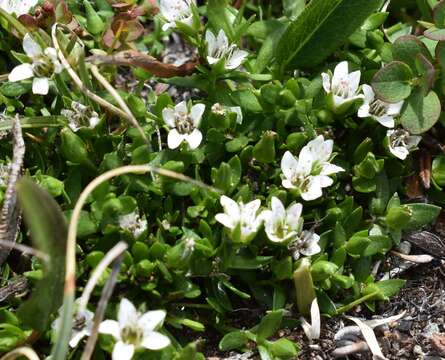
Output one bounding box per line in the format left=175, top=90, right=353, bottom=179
left=162, top=101, right=205, bottom=150
left=321, top=61, right=363, bottom=113
left=118, top=211, right=148, bottom=238
left=215, top=195, right=263, bottom=244
left=289, top=230, right=321, bottom=261
left=99, top=298, right=170, bottom=360
left=8, top=33, right=62, bottom=95
left=0, top=0, right=38, bottom=16
left=281, top=135, right=344, bottom=201
left=261, top=197, right=304, bottom=244
left=52, top=298, right=94, bottom=348
left=358, top=84, right=403, bottom=128
left=206, top=29, right=248, bottom=70
left=62, top=101, right=100, bottom=132
left=159, top=0, right=194, bottom=31
left=387, top=129, right=422, bottom=160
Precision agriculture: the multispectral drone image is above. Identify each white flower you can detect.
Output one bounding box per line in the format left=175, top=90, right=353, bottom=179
left=387, top=129, right=422, bottom=160
left=205, top=29, right=248, bottom=70
left=261, top=197, right=303, bottom=244
left=159, top=0, right=194, bottom=31
left=289, top=230, right=321, bottom=260
left=281, top=135, right=344, bottom=201
left=0, top=0, right=38, bottom=16
left=119, top=211, right=148, bottom=238
left=62, top=101, right=100, bottom=132
left=358, top=84, right=403, bottom=128
left=211, top=103, right=243, bottom=124
left=52, top=298, right=94, bottom=348
left=162, top=101, right=205, bottom=150
left=321, top=61, right=363, bottom=113
left=8, top=33, right=63, bottom=95
left=99, top=298, right=170, bottom=360
left=215, top=195, right=263, bottom=244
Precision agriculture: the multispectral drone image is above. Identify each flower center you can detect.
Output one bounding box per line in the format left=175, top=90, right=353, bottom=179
left=121, top=325, right=144, bottom=346
left=333, top=79, right=350, bottom=98
left=73, top=314, right=87, bottom=331
left=32, top=55, right=56, bottom=78
left=175, top=111, right=194, bottom=134
left=390, top=129, right=409, bottom=148
left=369, top=99, right=388, bottom=117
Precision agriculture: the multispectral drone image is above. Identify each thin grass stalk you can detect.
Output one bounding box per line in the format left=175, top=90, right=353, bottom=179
left=80, top=254, right=124, bottom=360
left=0, top=347, right=39, bottom=360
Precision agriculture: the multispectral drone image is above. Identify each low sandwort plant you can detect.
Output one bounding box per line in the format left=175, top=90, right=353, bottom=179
left=0, top=0, right=443, bottom=359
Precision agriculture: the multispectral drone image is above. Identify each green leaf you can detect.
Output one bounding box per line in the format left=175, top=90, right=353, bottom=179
left=433, top=155, right=445, bottom=186
left=256, top=310, right=283, bottom=340
left=207, top=0, right=235, bottom=40
left=268, top=338, right=299, bottom=358
left=392, top=35, right=432, bottom=70
left=219, top=331, right=248, bottom=351
left=424, top=26, right=445, bottom=40
left=276, top=0, right=382, bottom=69
left=400, top=89, right=441, bottom=134
left=404, top=203, right=441, bottom=230
left=371, top=61, right=413, bottom=103
left=0, top=82, right=31, bottom=97
left=254, top=22, right=288, bottom=73
left=363, top=279, right=405, bottom=300
left=16, top=178, right=67, bottom=331
left=283, top=0, right=305, bottom=18
left=228, top=255, right=273, bottom=269
left=433, top=0, right=445, bottom=28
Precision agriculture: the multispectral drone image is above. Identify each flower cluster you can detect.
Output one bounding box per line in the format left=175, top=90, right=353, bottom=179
left=215, top=195, right=321, bottom=259
left=322, top=61, right=421, bottom=160
left=205, top=29, right=248, bottom=70
left=62, top=101, right=100, bottom=132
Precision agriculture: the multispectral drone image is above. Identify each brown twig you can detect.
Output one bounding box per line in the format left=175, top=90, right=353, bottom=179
left=87, top=50, right=198, bottom=78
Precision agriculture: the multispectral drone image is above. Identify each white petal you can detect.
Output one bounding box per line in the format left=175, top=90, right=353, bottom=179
left=282, top=179, right=296, bottom=189
left=175, top=101, right=188, bottom=115
left=167, top=129, right=185, bottom=149
left=23, top=33, right=42, bottom=57
left=216, top=29, right=229, bottom=50
left=207, top=56, right=221, bottom=65
left=406, top=135, right=422, bottom=148
left=162, top=22, right=174, bottom=31
left=376, top=115, right=395, bottom=128
left=138, top=310, right=166, bottom=332
left=390, top=146, right=409, bottom=160
left=32, top=77, right=49, bottom=95
left=185, top=128, right=202, bottom=149
left=112, top=341, right=134, bottom=360
left=190, top=103, right=205, bottom=127
left=361, top=84, right=374, bottom=104
left=348, top=70, right=361, bottom=94
left=357, top=104, right=371, bottom=118
left=8, top=63, right=33, bottom=82
left=98, top=320, right=121, bottom=340
left=281, top=151, right=299, bottom=180
left=387, top=101, right=403, bottom=116
left=297, top=146, right=314, bottom=175
left=215, top=213, right=236, bottom=229
left=243, top=199, right=261, bottom=217
left=319, top=138, right=333, bottom=163
left=229, top=106, right=243, bottom=124
left=226, top=49, right=248, bottom=70
left=141, top=331, right=171, bottom=350
left=270, top=197, right=286, bottom=220
left=162, top=108, right=176, bottom=128
left=118, top=298, right=138, bottom=328
left=220, top=195, right=240, bottom=219
left=320, top=163, right=344, bottom=176
left=314, top=175, right=334, bottom=188
left=332, top=61, right=349, bottom=88
left=321, top=72, right=331, bottom=93
left=69, top=329, right=88, bottom=348
left=205, top=30, right=217, bottom=57
left=286, top=203, right=303, bottom=227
